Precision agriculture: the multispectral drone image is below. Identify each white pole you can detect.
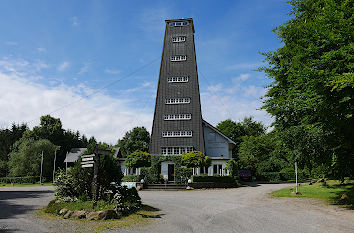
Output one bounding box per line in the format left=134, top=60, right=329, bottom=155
left=65, top=152, right=68, bottom=175
left=295, top=161, right=298, bottom=193
left=40, top=151, right=44, bottom=185
left=53, top=149, right=57, bottom=182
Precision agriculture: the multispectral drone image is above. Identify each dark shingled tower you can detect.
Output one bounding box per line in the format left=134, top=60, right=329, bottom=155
left=150, top=18, right=205, bottom=155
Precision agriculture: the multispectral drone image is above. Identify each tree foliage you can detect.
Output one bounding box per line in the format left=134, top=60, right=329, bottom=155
left=0, top=123, right=28, bottom=176
left=216, top=117, right=266, bottom=157
left=117, top=127, right=150, bottom=157
left=8, top=138, right=58, bottom=180
left=181, top=151, right=211, bottom=168
left=124, top=151, right=151, bottom=168
left=260, top=0, right=354, bottom=179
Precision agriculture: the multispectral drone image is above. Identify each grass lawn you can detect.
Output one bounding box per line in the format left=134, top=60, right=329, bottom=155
left=272, top=179, right=354, bottom=209
left=0, top=182, right=53, bottom=187
left=39, top=200, right=160, bottom=230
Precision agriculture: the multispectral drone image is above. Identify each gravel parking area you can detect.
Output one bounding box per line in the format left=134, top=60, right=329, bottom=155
left=1, top=183, right=353, bottom=233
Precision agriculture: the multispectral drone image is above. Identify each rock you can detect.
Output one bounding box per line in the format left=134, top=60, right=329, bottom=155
left=186, top=186, right=194, bottom=190
left=55, top=200, right=61, bottom=204
left=59, top=208, right=68, bottom=215
left=72, top=210, right=87, bottom=219
left=63, top=210, right=73, bottom=219
left=87, top=210, right=117, bottom=220
left=341, top=193, right=349, bottom=200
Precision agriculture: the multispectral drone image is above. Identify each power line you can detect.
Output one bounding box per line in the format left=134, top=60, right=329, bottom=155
left=24, top=57, right=160, bottom=126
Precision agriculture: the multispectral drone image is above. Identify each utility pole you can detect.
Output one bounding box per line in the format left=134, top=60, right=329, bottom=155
left=295, top=161, right=298, bottom=193
left=53, top=148, right=57, bottom=182
left=40, top=151, right=44, bottom=185
left=65, top=151, right=68, bottom=175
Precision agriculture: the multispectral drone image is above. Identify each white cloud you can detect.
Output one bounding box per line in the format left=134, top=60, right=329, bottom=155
left=104, top=68, right=120, bottom=75
left=207, top=83, right=223, bottom=92
left=0, top=72, right=153, bottom=144
left=57, top=61, right=70, bottom=71
left=232, top=73, right=250, bottom=83
left=71, top=16, right=80, bottom=27
left=36, top=47, right=46, bottom=53
left=227, top=63, right=261, bottom=70
left=5, top=41, right=18, bottom=46
left=78, top=63, right=89, bottom=75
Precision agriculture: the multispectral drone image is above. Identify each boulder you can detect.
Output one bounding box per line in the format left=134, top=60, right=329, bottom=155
left=72, top=210, right=87, bottom=219
left=59, top=208, right=68, bottom=215
left=87, top=210, right=117, bottom=220
left=63, top=210, right=73, bottom=219
left=341, top=193, right=349, bottom=200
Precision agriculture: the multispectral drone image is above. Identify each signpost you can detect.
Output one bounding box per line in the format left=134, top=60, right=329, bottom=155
left=81, top=146, right=112, bottom=209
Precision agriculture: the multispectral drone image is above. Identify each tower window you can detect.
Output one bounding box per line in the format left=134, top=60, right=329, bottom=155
left=162, top=131, right=193, bottom=137
left=164, top=114, right=192, bottom=120
left=167, top=76, right=188, bottom=83
left=171, top=55, right=187, bottom=61
left=169, top=21, right=189, bottom=27
left=172, top=36, right=186, bottom=43
left=165, top=98, right=190, bottom=104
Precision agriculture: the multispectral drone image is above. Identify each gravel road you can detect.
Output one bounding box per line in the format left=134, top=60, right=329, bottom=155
left=1, top=183, right=353, bottom=233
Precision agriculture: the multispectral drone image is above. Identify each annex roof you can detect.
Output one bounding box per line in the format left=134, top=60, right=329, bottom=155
left=64, top=148, right=87, bottom=163
left=202, top=120, right=236, bottom=145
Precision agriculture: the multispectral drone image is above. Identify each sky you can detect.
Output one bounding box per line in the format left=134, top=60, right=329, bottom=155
left=0, top=0, right=292, bottom=144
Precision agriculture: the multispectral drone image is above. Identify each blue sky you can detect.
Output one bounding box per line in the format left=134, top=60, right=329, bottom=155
left=0, top=0, right=292, bottom=143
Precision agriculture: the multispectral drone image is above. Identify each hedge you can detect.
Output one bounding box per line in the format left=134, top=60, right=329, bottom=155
left=122, top=175, right=140, bottom=182
left=191, top=175, right=236, bottom=183
left=0, top=176, right=41, bottom=184
left=259, top=172, right=308, bottom=182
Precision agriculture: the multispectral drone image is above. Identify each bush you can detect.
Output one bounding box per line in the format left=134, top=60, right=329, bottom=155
left=175, top=167, right=193, bottom=184
left=0, top=176, right=41, bottom=184
left=140, top=167, right=160, bottom=184
left=112, top=186, right=142, bottom=215
left=124, top=151, right=151, bottom=168
left=54, top=154, right=122, bottom=200
left=191, top=175, right=236, bottom=183
left=225, top=159, right=238, bottom=179
left=122, top=175, right=140, bottom=182
left=311, top=164, right=329, bottom=179
left=261, top=172, right=281, bottom=182
left=260, top=171, right=308, bottom=182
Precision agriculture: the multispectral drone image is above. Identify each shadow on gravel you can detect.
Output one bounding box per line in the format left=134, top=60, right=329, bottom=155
left=0, top=190, right=53, bottom=219
left=240, top=182, right=260, bottom=187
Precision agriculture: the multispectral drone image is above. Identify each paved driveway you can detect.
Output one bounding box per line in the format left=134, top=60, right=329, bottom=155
left=1, top=184, right=353, bottom=233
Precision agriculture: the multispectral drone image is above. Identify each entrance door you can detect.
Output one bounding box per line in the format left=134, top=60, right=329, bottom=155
left=168, top=164, right=175, bottom=182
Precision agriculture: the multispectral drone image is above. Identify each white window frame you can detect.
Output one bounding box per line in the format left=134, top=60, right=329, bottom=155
left=167, top=76, right=189, bottom=83
left=162, top=131, right=193, bottom=138
left=165, top=98, right=191, bottom=104
left=171, top=55, right=187, bottom=62
left=169, top=21, right=189, bottom=27
left=161, top=146, right=194, bottom=155
left=164, top=114, right=192, bottom=121
left=172, top=36, right=186, bottom=43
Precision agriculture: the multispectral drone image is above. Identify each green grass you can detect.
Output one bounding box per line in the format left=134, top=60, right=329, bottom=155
left=39, top=201, right=160, bottom=230
left=272, top=179, right=354, bottom=209
left=0, top=182, right=53, bottom=187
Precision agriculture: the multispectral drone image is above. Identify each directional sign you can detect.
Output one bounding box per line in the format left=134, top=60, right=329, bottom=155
left=82, top=157, right=94, bottom=162
left=82, top=164, right=94, bottom=168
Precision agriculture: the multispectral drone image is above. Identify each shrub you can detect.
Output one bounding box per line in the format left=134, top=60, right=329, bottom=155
left=311, top=164, right=329, bottom=179
left=191, top=175, right=236, bottom=183
left=140, top=167, right=160, bottom=184
left=181, top=151, right=211, bottom=168
left=261, top=172, right=281, bottom=182
left=225, top=159, right=238, bottom=179
left=175, top=167, right=193, bottom=184
left=54, top=154, right=122, bottom=200
left=112, top=186, right=141, bottom=215
left=124, top=151, right=151, bottom=168
left=122, top=175, right=140, bottom=182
